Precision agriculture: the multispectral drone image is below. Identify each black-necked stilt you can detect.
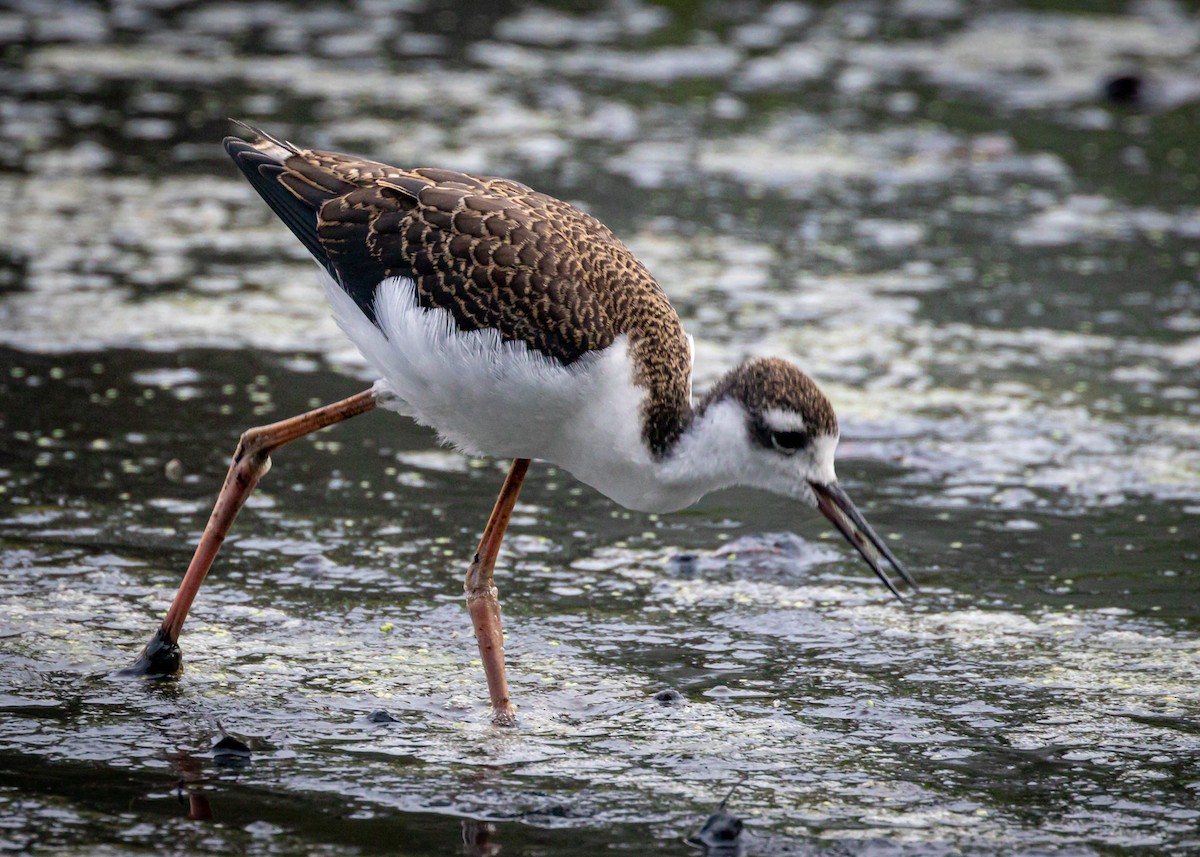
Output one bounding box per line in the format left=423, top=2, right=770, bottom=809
left=125, top=124, right=915, bottom=723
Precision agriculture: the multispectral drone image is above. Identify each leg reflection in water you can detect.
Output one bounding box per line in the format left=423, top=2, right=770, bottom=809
left=167, top=751, right=212, bottom=822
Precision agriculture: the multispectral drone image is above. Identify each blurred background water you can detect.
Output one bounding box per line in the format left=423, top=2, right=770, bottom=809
left=1, top=0, right=1198, bottom=854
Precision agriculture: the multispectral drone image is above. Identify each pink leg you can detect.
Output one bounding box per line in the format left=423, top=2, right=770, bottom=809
left=121, top=389, right=378, bottom=676
left=464, top=458, right=530, bottom=724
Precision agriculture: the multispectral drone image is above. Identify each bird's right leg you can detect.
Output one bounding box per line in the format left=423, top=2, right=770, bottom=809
left=119, top=388, right=378, bottom=677
left=464, top=458, right=530, bottom=725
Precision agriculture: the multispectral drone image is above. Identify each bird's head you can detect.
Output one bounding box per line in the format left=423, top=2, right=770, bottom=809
left=695, top=357, right=915, bottom=598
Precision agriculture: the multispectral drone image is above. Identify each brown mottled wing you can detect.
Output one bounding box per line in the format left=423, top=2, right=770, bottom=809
left=318, top=163, right=628, bottom=365
left=225, top=134, right=692, bottom=453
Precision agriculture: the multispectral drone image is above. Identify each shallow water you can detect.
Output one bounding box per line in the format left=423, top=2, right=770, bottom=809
left=1, top=1, right=1199, bottom=854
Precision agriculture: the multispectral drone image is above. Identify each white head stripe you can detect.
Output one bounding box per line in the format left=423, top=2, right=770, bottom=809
left=761, top=408, right=807, bottom=433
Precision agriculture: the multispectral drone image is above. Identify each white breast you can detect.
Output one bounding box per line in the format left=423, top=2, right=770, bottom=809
left=324, top=275, right=706, bottom=512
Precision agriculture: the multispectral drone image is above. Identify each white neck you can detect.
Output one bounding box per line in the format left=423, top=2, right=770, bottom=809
left=560, top=399, right=759, bottom=513
left=649, top=399, right=752, bottom=508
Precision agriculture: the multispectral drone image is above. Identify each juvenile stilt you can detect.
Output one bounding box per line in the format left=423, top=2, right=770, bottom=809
left=121, top=389, right=378, bottom=676
left=464, top=458, right=530, bottom=725
left=119, top=127, right=919, bottom=718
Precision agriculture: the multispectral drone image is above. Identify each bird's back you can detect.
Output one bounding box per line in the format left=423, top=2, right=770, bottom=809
left=225, top=129, right=692, bottom=454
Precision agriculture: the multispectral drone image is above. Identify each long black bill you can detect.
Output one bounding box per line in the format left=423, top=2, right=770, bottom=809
left=809, top=481, right=917, bottom=601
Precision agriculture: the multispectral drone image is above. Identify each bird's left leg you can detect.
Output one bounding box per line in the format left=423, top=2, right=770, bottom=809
left=464, top=458, right=530, bottom=725
left=119, top=388, right=378, bottom=677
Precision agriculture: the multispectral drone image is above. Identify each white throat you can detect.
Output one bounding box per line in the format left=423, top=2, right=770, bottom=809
left=649, top=399, right=839, bottom=511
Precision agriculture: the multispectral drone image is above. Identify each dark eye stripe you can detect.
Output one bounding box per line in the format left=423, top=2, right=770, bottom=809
left=748, top=416, right=813, bottom=454
left=770, top=430, right=810, bottom=452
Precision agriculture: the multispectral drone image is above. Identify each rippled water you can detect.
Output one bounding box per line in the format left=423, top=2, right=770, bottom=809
left=1, top=1, right=1198, bottom=854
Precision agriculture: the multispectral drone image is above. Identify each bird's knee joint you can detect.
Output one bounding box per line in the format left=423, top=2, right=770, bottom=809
left=464, top=558, right=491, bottom=590
left=465, top=580, right=499, bottom=605
left=237, top=428, right=265, bottom=454
left=233, top=429, right=273, bottom=470
left=232, top=449, right=272, bottom=484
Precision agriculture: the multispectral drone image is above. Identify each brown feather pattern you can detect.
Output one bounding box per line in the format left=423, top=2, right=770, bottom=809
left=226, top=133, right=693, bottom=455
left=697, top=358, right=838, bottom=436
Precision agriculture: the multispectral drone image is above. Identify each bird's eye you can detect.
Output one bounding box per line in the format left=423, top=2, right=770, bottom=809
left=769, top=430, right=809, bottom=454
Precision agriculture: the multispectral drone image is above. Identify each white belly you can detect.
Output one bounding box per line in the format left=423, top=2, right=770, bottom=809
left=324, top=275, right=703, bottom=512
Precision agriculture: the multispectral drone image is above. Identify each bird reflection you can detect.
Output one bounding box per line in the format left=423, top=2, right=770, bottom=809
left=167, top=751, right=212, bottom=821
left=462, top=818, right=501, bottom=856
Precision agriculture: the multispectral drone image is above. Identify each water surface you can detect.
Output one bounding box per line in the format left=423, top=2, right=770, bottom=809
left=1, top=1, right=1198, bottom=854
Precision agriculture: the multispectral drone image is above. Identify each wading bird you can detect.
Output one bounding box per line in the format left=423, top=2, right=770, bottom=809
left=125, top=125, right=915, bottom=722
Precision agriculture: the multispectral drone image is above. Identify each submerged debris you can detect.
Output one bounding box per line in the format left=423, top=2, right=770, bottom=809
left=211, top=724, right=251, bottom=768
left=653, top=688, right=684, bottom=706
left=687, top=782, right=748, bottom=856
left=669, top=532, right=837, bottom=583
left=1103, top=73, right=1146, bottom=106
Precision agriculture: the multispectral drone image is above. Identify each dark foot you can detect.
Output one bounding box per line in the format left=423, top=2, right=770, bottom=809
left=113, top=627, right=182, bottom=678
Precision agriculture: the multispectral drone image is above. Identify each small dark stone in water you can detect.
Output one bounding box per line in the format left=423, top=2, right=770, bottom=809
left=671, top=554, right=699, bottom=577
left=1103, top=73, right=1144, bottom=106
left=294, top=553, right=335, bottom=571
left=112, top=626, right=181, bottom=679
left=654, top=688, right=684, bottom=706
left=367, top=709, right=399, bottom=723
left=212, top=733, right=251, bottom=768
left=164, top=458, right=185, bottom=482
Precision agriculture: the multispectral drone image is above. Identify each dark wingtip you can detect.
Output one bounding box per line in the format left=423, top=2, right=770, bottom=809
left=222, top=136, right=259, bottom=161
left=226, top=118, right=302, bottom=155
